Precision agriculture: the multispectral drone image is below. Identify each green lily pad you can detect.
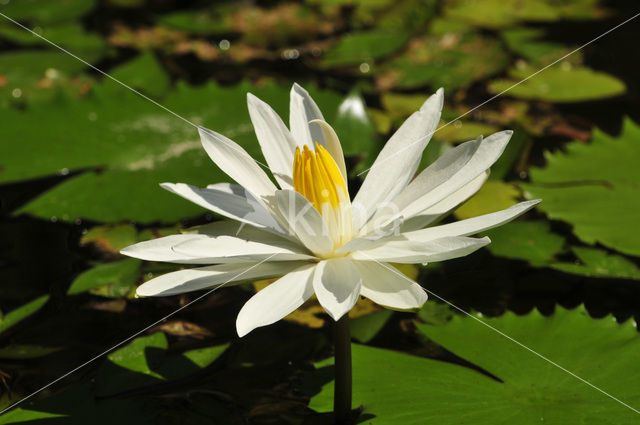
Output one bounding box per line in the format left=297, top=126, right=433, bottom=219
left=0, top=295, right=49, bottom=334
left=454, top=181, right=520, bottom=220
left=443, top=0, right=604, bottom=28
left=483, top=220, right=565, bottom=267
left=501, top=28, right=578, bottom=66
left=489, top=64, right=626, bottom=102
left=97, top=332, right=228, bottom=396
left=350, top=310, right=392, bottom=343
left=308, top=306, right=640, bottom=424
left=378, top=31, right=509, bottom=90
left=0, top=0, right=96, bottom=25
left=551, top=247, right=640, bottom=280
left=0, top=81, right=362, bottom=223
left=321, top=31, right=408, bottom=67
left=110, top=52, right=170, bottom=98
left=67, top=258, right=141, bottom=296
left=0, top=50, right=95, bottom=106
left=522, top=118, right=640, bottom=256
left=81, top=224, right=139, bottom=254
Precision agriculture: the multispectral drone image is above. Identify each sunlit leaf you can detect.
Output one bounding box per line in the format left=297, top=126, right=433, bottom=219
left=67, top=258, right=141, bottom=296
left=0, top=81, right=357, bottom=223
left=308, top=306, right=640, bottom=424
left=551, top=247, right=640, bottom=280
left=454, top=181, right=520, bottom=220
left=378, top=31, right=508, bottom=90
left=522, top=118, right=640, bottom=256
left=443, top=0, right=604, bottom=28
left=489, top=64, right=626, bottom=102
left=483, top=220, right=565, bottom=267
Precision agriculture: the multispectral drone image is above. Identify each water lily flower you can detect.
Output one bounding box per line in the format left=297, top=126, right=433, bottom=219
left=121, top=84, right=540, bottom=337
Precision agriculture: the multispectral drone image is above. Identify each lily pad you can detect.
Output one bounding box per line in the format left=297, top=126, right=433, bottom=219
left=0, top=295, right=49, bottom=334
left=80, top=224, right=139, bottom=255
left=0, top=81, right=365, bottom=223
left=482, top=220, right=565, bottom=267
left=110, top=52, right=170, bottom=98
left=551, top=247, right=640, bottom=280
left=321, top=31, right=408, bottom=67
left=443, top=0, right=604, bottom=28
left=522, top=118, right=640, bottom=256
left=308, top=306, right=640, bottom=424
left=501, top=28, right=578, bottom=66
left=489, top=64, right=626, bottom=102
left=378, top=31, right=509, bottom=90
left=67, top=258, right=141, bottom=296
left=97, top=332, right=228, bottom=395
left=454, top=181, right=520, bottom=220
left=0, top=0, right=96, bottom=25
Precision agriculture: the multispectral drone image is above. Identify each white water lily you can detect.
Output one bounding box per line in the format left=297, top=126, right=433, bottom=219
left=121, top=84, right=540, bottom=337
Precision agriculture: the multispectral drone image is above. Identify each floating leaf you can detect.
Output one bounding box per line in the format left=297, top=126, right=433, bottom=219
left=308, top=306, right=640, bottom=424
left=350, top=310, right=392, bottom=343
left=0, top=0, right=96, bottom=24
left=97, top=332, right=228, bottom=395
left=454, top=181, right=520, bottom=220
left=378, top=31, right=508, bottom=90
left=489, top=64, right=626, bottom=102
left=443, top=0, right=604, bottom=28
left=110, top=52, right=170, bottom=98
left=0, top=51, right=93, bottom=106
left=522, top=118, right=640, bottom=256
left=551, top=247, right=640, bottom=280
left=501, top=28, right=577, bottom=66
left=81, top=224, right=138, bottom=255
left=67, top=258, right=141, bottom=296
left=483, top=220, right=565, bottom=266
left=0, top=295, right=49, bottom=334
left=321, top=31, right=408, bottom=67
left=0, top=81, right=356, bottom=223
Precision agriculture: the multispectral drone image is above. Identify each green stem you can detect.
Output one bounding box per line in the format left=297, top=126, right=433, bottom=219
left=333, top=314, right=352, bottom=425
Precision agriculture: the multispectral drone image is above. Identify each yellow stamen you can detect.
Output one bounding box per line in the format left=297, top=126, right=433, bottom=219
left=292, top=143, right=348, bottom=212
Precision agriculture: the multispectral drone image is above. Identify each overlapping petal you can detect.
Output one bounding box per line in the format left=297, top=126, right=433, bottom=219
left=313, top=258, right=362, bottom=321
left=352, top=88, right=443, bottom=231
left=354, top=261, right=427, bottom=310
left=136, top=261, right=307, bottom=297
left=236, top=264, right=316, bottom=336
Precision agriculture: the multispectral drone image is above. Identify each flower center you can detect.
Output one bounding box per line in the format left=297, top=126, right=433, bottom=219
left=293, top=143, right=352, bottom=250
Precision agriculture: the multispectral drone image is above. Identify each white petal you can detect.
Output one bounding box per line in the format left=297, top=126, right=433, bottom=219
left=309, top=119, right=348, bottom=186
left=335, top=214, right=403, bottom=254
left=162, top=182, right=286, bottom=234
left=236, top=264, right=316, bottom=336
left=400, top=171, right=488, bottom=231
left=136, top=261, right=307, bottom=297
left=353, top=261, right=427, bottom=310
left=289, top=83, right=324, bottom=149
left=391, top=130, right=512, bottom=220
left=353, top=89, right=443, bottom=231
left=313, top=258, right=362, bottom=321
left=121, top=234, right=209, bottom=264
left=172, top=235, right=315, bottom=263
left=198, top=126, right=277, bottom=201
left=275, top=189, right=334, bottom=257
left=247, top=93, right=297, bottom=189
left=351, top=236, right=491, bottom=264
left=403, top=200, right=541, bottom=242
